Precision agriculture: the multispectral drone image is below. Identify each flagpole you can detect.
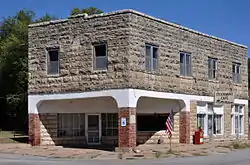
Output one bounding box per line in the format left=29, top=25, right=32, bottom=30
left=169, top=135, right=172, bottom=152
left=166, top=109, right=173, bottom=152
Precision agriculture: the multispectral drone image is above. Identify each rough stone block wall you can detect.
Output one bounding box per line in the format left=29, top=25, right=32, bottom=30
left=28, top=13, right=131, bottom=94
left=127, top=12, right=248, bottom=100
left=39, top=113, right=57, bottom=146
left=118, top=107, right=136, bottom=148
left=28, top=11, right=248, bottom=101
left=190, top=101, right=197, bottom=143
left=39, top=113, right=87, bottom=146
left=244, top=105, right=249, bottom=139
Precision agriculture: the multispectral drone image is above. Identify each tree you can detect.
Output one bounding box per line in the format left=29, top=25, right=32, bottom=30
left=70, top=7, right=103, bottom=16
left=0, top=6, right=102, bottom=131
left=34, top=13, right=57, bottom=23
left=70, top=8, right=82, bottom=16
left=0, top=10, right=56, bottom=131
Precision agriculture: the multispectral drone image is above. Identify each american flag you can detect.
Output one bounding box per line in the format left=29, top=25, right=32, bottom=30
left=165, top=109, right=174, bottom=138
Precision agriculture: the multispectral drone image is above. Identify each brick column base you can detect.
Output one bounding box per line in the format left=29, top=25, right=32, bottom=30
left=179, top=111, right=190, bottom=143
left=118, top=107, right=136, bottom=151
left=29, top=114, right=41, bottom=146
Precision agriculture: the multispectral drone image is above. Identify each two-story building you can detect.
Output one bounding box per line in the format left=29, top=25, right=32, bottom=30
left=28, top=9, right=249, bottom=150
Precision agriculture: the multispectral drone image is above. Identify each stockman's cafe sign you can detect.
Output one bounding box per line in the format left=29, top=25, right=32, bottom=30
left=214, top=91, right=234, bottom=104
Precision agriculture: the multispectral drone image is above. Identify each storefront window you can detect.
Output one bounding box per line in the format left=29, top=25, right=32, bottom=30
left=57, top=113, right=85, bottom=137
left=197, top=114, right=205, bottom=130
left=214, top=114, right=222, bottom=134
left=101, top=113, right=118, bottom=136
left=232, top=105, right=244, bottom=134
left=197, top=103, right=223, bottom=136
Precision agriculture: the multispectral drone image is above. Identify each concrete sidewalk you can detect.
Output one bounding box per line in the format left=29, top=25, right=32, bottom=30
left=0, top=140, right=249, bottom=160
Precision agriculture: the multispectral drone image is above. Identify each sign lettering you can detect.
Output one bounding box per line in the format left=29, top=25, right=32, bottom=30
left=214, top=91, right=234, bottom=104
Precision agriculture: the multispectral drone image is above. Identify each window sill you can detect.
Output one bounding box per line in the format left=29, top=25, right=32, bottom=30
left=93, top=69, right=108, bottom=73
left=231, top=82, right=242, bottom=86
left=144, top=70, right=159, bottom=75
left=231, top=133, right=244, bottom=136
left=176, top=75, right=194, bottom=80
left=204, top=134, right=223, bottom=137
left=208, top=79, right=219, bottom=83
left=47, top=74, right=60, bottom=77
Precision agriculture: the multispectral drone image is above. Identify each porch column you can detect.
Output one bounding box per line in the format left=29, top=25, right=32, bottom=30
left=28, top=114, right=41, bottom=146
left=118, top=107, right=136, bottom=149
left=179, top=100, right=196, bottom=144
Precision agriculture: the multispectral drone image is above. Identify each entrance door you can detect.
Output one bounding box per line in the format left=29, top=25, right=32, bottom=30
left=86, top=114, right=101, bottom=144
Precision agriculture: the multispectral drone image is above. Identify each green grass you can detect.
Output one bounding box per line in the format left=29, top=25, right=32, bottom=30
left=0, top=131, right=15, bottom=138
left=0, top=131, right=28, bottom=144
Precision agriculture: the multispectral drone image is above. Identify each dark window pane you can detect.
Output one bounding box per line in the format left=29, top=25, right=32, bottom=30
left=95, top=44, right=106, bottom=57
left=180, top=63, right=185, bottom=75
left=180, top=53, right=184, bottom=64
left=145, top=57, right=151, bottom=70
left=185, top=54, right=191, bottom=64
left=212, top=60, right=216, bottom=70
left=146, top=45, right=151, bottom=57
left=153, top=58, right=158, bottom=71
left=153, top=47, right=158, bottom=59
left=102, top=129, right=107, bottom=136
left=236, top=65, right=240, bottom=73
left=107, top=129, right=113, bottom=136
left=47, top=50, right=59, bottom=75
left=213, top=70, right=216, bottom=78
left=186, top=64, right=191, bottom=76
left=47, top=61, right=59, bottom=75
left=49, top=50, right=59, bottom=61
left=95, top=56, right=107, bottom=70
left=232, top=64, right=236, bottom=73
left=208, top=58, right=212, bottom=70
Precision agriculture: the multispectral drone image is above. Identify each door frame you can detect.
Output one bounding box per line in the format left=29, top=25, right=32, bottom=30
left=85, top=113, right=101, bottom=145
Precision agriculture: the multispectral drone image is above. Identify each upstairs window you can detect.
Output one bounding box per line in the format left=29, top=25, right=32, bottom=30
left=208, top=57, right=217, bottom=80
left=145, top=44, right=158, bottom=71
left=180, top=52, right=192, bottom=76
left=93, top=43, right=108, bottom=70
left=47, top=49, right=59, bottom=75
left=232, top=63, right=241, bottom=83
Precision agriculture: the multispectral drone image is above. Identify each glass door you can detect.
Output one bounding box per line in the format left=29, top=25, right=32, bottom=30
left=86, top=114, right=101, bottom=145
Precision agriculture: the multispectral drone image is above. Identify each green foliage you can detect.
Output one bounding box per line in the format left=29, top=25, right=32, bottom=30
left=70, top=8, right=82, bottom=16
left=70, top=7, right=103, bottom=15
left=34, top=13, right=57, bottom=23
left=0, top=6, right=103, bottom=131
left=0, top=10, right=56, bottom=130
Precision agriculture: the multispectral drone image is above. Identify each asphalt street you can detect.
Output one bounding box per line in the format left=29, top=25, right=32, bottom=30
left=0, top=149, right=249, bottom=165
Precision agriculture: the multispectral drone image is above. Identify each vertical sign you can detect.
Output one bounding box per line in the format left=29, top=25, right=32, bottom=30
left=121, top=117, right=126, bottom=127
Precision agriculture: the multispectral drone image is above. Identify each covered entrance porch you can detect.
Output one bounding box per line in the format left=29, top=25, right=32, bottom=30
left=29, top=89, right=196, bottom=150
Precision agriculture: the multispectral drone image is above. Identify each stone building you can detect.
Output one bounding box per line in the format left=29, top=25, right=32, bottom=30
left=28, top=9, right=248, bottom=149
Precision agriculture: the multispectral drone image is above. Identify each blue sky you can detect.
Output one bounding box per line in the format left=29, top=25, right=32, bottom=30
left=0, top=0, right=249, bottom=56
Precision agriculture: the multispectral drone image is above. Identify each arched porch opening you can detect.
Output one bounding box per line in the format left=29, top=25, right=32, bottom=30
left=36, top=96, right=119, bottom=148
left=136, top=96, right=186, bottom=145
